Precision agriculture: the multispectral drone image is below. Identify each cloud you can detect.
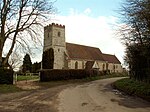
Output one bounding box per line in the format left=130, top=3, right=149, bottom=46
left=84, top=8, right=91, bottom=15
left=4, top=8, right=124, bottom=65
left=50, top=8, right=125, bottom=63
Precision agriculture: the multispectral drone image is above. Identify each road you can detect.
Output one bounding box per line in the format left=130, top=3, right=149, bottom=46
left=0, top=77, right=150, bottom=112
left=58, top=77, right=150, bottom=112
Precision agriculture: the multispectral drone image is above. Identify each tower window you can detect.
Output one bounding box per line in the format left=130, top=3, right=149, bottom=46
left=58, top=32, right=61, bottom=37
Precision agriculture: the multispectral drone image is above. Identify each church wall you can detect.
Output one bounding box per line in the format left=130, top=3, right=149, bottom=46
left=97, top=61, right=106, bottom=71
left=43, top=26, right=52, bottom=51
left=53, top=46, right=66, bottom=69
left=115, top=64, right=123, bottom=73
left=107, top=63, right=114, bottom=72
left=52, top=27, right=65, bottom=47
left=106, top=63, right=123, bottom=73
left=68, top=60, right=85, bottom=69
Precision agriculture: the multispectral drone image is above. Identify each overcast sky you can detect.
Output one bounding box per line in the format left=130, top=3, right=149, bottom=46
left=31, top=0, right=125, bottom=64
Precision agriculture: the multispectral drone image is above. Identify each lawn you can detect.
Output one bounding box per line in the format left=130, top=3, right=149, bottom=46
left=16, top=75, right=39, bottom=81
left=0, top=84, right=22, bottom=94
left=113, top=78, right=150, bottom=102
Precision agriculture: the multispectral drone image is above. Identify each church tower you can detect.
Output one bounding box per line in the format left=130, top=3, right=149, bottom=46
left=43, top=23, right=66, bottom=69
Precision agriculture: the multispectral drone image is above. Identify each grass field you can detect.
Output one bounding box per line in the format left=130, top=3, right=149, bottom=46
left=113, top=78, right=150, bottom=102
left=0, top=75, right=39, bottom=93
left=16, top=75, right=39, bottom=81
left=0, top=84, right=22, bottom=94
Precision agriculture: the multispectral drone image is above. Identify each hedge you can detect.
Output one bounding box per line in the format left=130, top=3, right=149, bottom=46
left=0, top=68, right=13, bottom=84
left=40, top=69, right=100, bottom=82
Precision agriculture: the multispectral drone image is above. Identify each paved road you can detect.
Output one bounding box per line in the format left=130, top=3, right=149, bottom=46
left=58, top=77, right=150, bottom=112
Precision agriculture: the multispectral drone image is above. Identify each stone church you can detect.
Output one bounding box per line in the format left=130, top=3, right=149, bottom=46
left=43, top=23, right=123, bottom=73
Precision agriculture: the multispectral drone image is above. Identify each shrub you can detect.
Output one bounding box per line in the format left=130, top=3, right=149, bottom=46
left=42, top=48, right=54, bottom=69
left=40, top=69, right=99, bottom=82
left=0, top=67, right=13, bottom=84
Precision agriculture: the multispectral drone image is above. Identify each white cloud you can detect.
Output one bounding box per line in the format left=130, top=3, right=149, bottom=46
left=84, top=8, right=91, bottom=15
left=5, top=8, right=124, bottom=65
left=50, top=9, right=125, bottom=63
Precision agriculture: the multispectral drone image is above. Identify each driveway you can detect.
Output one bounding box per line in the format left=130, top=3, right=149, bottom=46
left=0, top=77, right=150, bottom=112
left=58, top=77, right=150, bottom=112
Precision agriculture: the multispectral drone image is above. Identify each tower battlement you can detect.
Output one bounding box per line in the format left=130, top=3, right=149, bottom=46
left=44, top=23, right=65, bottom=30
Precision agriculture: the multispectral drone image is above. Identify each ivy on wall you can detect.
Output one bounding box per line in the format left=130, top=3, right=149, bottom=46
left=42, top=48, right=54, bottom=69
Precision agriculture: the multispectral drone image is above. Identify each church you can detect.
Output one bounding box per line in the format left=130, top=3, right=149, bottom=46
left=43, top=23, right=123, bottom=73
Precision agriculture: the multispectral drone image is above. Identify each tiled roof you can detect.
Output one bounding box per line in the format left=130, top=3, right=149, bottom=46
left=66, top=43, right=104, bottom=61
left=102, top=54, right=121, bottom=64
left=66, top=43, right=121, bottom=64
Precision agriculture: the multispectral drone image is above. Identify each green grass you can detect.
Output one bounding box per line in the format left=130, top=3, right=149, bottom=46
left=86, top=73, right=128, bottom=81
left=0, top=84, right=22, bottom=94
left=16, top=75, right=39, bottom=81
left=113, top=78, right=150, bottom=101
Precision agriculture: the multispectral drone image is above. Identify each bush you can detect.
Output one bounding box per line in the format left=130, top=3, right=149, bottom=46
left=42, top=48, right=54, bottom=69
left=40, top=69, right=99, bottom=82
left=0, top=67, right=13, bottom=84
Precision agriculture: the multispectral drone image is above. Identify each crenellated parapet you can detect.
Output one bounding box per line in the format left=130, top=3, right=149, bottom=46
left=51, top=23, right=65, bottom=28
left=44, top=23, right=65, bottom=30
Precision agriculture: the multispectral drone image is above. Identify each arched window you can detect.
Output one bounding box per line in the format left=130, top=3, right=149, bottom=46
left=103, top=64, right=105, bottom=70
left=75, top=61, right=78, bottom=69
left=82, top=61, right=84, bottom=69
left=58, top=32, right=61, bottom=37
left=106, top=63, right=109, bottom=71
left=113, top=65, right=115, bottom=70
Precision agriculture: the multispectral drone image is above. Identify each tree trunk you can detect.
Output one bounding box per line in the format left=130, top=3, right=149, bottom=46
left=0, top=51, right=2, bottom=67
left=0, top=39, right=3, bottom=67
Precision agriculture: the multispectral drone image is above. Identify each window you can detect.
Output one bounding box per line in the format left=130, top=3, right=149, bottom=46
left=82, top=61, right=84, bottom=69
left=116, top=65, right=118, bottom=69
left=75, top=61, right=78, bottom=69
left=103, top=64, right=105, bottom=70
left=58, top=32, right=61, bottom=37
left=113, top=65, right=115, bottom=70
left=106, top=63, right=109, bottom=70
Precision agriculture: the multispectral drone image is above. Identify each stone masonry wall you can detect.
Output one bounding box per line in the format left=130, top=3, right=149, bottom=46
left=43, top=23, right=66, bottom=69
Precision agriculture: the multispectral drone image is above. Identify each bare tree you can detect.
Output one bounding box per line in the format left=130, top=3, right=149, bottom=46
left=119, top=0, right=150, bottom=45
left=0, top=0, right=56, bottom=67
left=8, top=45, right=22, bottom=71
left=118, top=0, right=150, bottom=83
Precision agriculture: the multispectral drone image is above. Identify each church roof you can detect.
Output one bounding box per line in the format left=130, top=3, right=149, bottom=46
left=102, top=54, right=121, bottom=64
left=66, top=43, right=121, bottom=64
left=66, top=43, right=104, bottom=61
